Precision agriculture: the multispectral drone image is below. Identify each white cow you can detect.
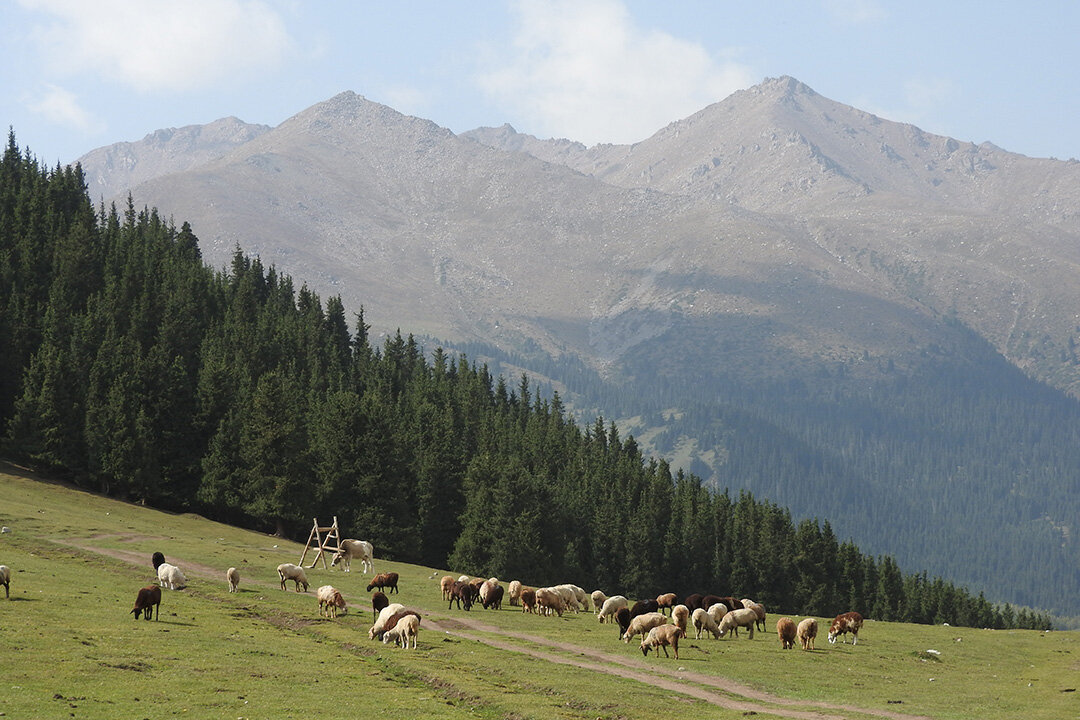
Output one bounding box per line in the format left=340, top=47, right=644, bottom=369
left=331, top=539, right=373, bottom=573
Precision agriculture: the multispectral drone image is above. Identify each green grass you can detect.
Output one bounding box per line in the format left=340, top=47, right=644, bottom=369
left=1, top=462, right=1076, bottom=720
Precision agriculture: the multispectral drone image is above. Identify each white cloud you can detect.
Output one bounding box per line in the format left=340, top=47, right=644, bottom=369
left=477, top=0, right=755, bottom=145
left=19, top=0, right=293, bottom=93
left=26, top=83, right=104, bottom=133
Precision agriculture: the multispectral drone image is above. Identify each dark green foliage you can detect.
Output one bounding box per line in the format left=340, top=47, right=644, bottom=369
left=0, top=136, right=1052, bottom=631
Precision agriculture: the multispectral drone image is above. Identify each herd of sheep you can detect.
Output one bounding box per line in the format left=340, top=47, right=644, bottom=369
left=1, top=533, right=863, bottom=663
left=438, top=575, right=864, bottom=659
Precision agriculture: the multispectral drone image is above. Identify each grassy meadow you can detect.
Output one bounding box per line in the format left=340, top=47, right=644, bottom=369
left=0, top=462, right=1076, bottom=720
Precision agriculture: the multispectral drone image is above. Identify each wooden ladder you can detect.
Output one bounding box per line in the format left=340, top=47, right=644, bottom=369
left=298, top=516, right=342, bottom=569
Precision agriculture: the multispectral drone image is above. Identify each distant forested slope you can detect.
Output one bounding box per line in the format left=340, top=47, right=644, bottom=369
left=0, top=134, right=1051, bottom=629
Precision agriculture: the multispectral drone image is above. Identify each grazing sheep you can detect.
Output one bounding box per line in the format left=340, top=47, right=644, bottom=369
left=479, top=578, right=500, bottom=606
left=629, top=599, right=660, bottom=618
left=277, top=563, right=309, bottom=592
left=656, top=592, right=678, bottom=615
left=622, top=612, right=668, bottom=643
left=331, top=539, right=374, bottom=573
left=776, top=617, right=797, bottom=649
left=372, top=590, right=389, bottom=619
left=380, top=610, right=421, bottom=641
left=535, top=587, right=565, bottom=617
left=0, top=565, right=9, bottom=599
left=641, top=624, right=685, bottom=659
left=743, top=600, right=767, bottom=632
left=508, top=580, right=524, bottom=606
left=590, top=590, right=607, bottom=611
left=448, top=580, right=478, bottom=611
left=797, top=618, right=818, bottom=650
left=317, top=585, right=347, bottom=618
left=706, top=602, right=729, bottom=626
left=566, top=584, right=590, bottom=611
left=458, top=574, right=471, bottom=582
left=366, top=572, right=399, bottom=594
left=369, top=603, right=407, bottom=640
left=151, top=552, right=166, bottom=570
left=682, top=593, right=705, bottom=611
left=719, top=608, right=759, bottom=639
left=828, top=612, right=863, bottom=645
left=481, top=584, right=504, bottom=610
left=520, top=588, right=537, bottom=614
left=550, top=584, right=580, bottom=613
left=597, top=595, right=628, bottom=623
left=382, top=613, right=420, bottom=649
left=226, top=567, right=240, bottom=593
left=130, top=585, right=160, bottom=620
left=691, top=607, right=722, bottom=639
left=440, top=575, right=456, bottom=601
left=157, top=562, right=187, bottom=590
left=670, top=604, right=690, bottom=633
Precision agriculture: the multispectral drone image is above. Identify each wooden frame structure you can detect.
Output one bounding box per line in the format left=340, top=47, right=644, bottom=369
left=299, top=516, right=342, bottom=569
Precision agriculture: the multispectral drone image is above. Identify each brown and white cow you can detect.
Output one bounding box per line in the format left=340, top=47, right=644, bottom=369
left=828, top=611, right=864, bottom=645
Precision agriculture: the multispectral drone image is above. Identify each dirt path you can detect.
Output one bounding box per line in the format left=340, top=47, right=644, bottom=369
left=67, top=535, right=930, bottom=720
left=424, top=614, right=930, bottom=720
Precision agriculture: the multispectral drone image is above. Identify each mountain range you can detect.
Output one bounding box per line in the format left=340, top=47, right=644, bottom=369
left=76, top=76, right=1080, bottom=617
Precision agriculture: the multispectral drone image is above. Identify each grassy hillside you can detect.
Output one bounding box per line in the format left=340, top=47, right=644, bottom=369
left=0, top=462, right=1075, bottom=720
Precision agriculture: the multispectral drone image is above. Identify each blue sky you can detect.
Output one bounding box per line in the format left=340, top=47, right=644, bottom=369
left=4, top=1, right=1079, bottom=165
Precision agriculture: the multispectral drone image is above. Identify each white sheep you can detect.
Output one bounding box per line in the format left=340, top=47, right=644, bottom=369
left=369, top=603, right=407, bottom=640
left=590, top=590, right=607, bottom=611
left=797, top=617, right=818, bottom=650
left=597, top=595, right=628, bottom=623
left=692, top=607, right=722, bottom=639
left=706, top=602, right=729, bottom=626
left=719, top=607, right=759, bottom=639
left=621, top=612, right=668, bottom=643
left=0, top=565, right=10, bottom=599
left=382, top=613, right=420, bottom=649
left=479, top=577, right=500, bottom=606
left=551, top=584, right=581, bottom=612
left=156, top=562, right=187, bottom=590
left=508, top=580, right=524, bottom=606
left=277, top=563, right=309, bottom=592
left=535, top=587, right=565, bottom=617
left=566, top=584, right=590, bottom=611
left=330, top=539, right=373, bottom=573
left=671, top=604, right=690, bottom=633
left=226, top=567, right=240, bottom=592
left=317, top=585, right=347, bottom=618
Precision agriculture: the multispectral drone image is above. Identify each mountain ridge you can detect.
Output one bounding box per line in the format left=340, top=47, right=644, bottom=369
left=72, top=77, right=1080, bottom=616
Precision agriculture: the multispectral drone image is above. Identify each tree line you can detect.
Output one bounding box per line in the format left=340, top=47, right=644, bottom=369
left=0, top=133, right=1051, bottom=630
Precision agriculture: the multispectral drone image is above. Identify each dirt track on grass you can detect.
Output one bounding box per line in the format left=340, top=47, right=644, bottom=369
left=69, top=535, right=930, bottom=720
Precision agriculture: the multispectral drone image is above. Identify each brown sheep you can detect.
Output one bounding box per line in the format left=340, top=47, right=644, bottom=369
left=366, top=572, right=399, bottom=594
left=130, top=585, right=160, bottom=620
left=520, top=587, right=537, bottom=614
left=776, top=617, right=797, bottom=649
left=440, top=575, right=455, bottom=601
left=641, top=624, right=686, bottom=659
left=656, top=592, right=678, bottom=615
left=371, top=590, right=389, bottom=619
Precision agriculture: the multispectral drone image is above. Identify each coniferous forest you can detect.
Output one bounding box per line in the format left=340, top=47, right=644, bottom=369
left=0, top=134, right=1051, bottom=630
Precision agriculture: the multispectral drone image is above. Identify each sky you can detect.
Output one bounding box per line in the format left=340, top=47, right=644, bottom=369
left=3, top=1, right=1079, bottom=166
